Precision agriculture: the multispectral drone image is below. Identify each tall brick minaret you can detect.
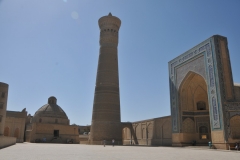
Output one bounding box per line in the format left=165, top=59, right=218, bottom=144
left=90, top=13, right=122, bottom=144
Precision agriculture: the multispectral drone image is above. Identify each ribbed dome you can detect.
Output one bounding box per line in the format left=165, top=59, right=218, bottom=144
left=34, top=103, right=68, bottom=119
left=32, top=97, right=69, bottom=123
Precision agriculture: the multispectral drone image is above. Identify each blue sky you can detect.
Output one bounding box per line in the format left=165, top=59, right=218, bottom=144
left=0, top=0, right=240, bottom=125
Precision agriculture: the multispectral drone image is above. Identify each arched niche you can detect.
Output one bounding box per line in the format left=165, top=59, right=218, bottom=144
left=182, top=118, right=195, bottom=133
left=135, top=125, right=141, bottom=139
left=179, top=71, right=209, bottom=112
left=147, top=123, right=153, bottom=139
left=122, top=127, right=131, bottom=140
left=230, top=115, right=240, bottom=139
left=179, top=71, right=211, bottom=142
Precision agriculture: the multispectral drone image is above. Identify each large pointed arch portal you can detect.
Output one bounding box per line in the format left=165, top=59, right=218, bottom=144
left=179, top=71, right=211, bottom=144
left=168, top=35, right=236, bottom=149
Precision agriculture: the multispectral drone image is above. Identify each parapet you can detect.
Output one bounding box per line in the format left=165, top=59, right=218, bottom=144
left=98, top=12, right=121, bottom=30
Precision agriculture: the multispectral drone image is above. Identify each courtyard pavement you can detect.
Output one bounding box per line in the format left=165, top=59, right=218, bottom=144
left=0, top=143, right=240, bottom=160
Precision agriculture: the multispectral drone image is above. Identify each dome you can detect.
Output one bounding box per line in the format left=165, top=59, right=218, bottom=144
left=32, top=96, right=69, bottom=124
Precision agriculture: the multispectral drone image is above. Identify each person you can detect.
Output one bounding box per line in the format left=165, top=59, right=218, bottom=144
left=235, top=142, right=239, bottom=150
left=103, top=139, right=106, bottom=147
left=192, top=140, right=196, bottom=146
left=208, top=141, right=212, bottom=149
left=112, top=139, right=115, bottom=147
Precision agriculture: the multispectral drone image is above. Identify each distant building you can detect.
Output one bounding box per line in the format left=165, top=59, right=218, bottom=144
left=0, top=82, right=16, bottom=149
left=78, top=125, right=90, bottom=135
left=122, top=116, right=171, bottom=146
left=25, top=96, right=79, bottom=143
left=4, top=109, right=27, bottom=142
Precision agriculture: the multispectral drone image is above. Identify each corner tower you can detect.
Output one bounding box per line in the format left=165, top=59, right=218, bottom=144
left=0, top=82, right=9, bottom=136
left=90, top=13, right=122, bottom=144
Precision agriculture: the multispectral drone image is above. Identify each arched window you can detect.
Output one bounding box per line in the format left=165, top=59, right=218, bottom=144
left=197, top=101, right=206, bottom=110
left=4, top=127, right=10, bottom=136
left=39, top=118, right=42, bottom=123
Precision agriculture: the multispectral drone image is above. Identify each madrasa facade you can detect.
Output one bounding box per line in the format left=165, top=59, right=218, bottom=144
left=0, top=13, right=240, bottom=150
left=169, top=35, right=240, bottom=149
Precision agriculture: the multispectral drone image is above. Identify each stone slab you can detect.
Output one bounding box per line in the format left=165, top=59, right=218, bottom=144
left=0, top=143, right=240, bottom=160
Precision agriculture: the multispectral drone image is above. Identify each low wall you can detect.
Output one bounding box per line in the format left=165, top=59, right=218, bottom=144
left=123, top=139, right=172, bottom=146
left=80, top=141, right=90, bottom=144
left=0, top=136, right=16, bottom=149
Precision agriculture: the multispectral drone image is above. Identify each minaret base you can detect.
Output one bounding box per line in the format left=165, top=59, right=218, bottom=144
left=90, top=121, right=122, bottom=145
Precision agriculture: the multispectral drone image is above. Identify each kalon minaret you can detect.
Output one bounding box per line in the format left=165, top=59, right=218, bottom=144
left=90, top=13, right=122, bottom=144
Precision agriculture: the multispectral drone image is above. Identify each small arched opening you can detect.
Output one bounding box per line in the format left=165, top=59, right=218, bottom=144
left=197, top=101, right=206, bottom=110
left=199, top=126, right=208, bottom=139
left=122, top=127, right=132, bottom=145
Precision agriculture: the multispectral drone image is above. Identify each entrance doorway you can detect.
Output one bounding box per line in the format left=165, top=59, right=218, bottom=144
left=54, top=130, right=59, bottom=137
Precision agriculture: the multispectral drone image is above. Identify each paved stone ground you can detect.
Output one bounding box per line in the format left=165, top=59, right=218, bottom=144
left=0, top=143, right=240, bottom=160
